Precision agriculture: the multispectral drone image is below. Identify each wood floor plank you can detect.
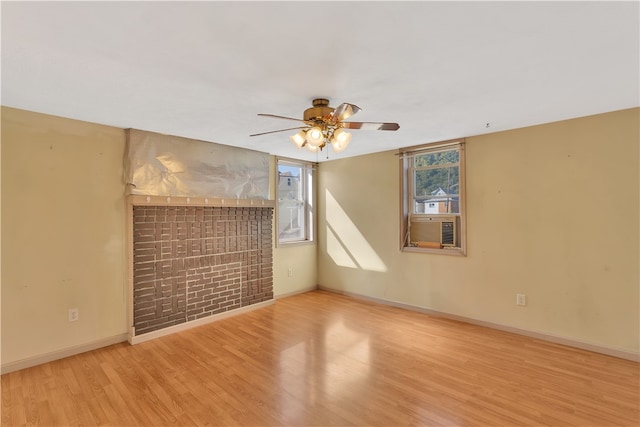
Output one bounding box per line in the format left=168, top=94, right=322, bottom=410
left=2, top=290, right=638, bottom=426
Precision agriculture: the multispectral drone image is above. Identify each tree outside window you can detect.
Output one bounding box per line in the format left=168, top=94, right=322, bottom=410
left=399, top=140, right=466, bottom=255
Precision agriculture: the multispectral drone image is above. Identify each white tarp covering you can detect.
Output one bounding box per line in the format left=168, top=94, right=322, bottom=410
left=125, top=129, right=269, bottom=199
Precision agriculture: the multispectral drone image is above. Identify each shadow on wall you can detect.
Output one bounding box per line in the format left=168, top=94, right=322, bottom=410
left=325, top=189, right=387, bottom=272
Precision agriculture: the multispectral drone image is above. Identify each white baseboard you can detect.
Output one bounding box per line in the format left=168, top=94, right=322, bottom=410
left=5, top=289, right=635, bottom=375
left=3, top=300, right=276, bottom=373
left=1, top=334, right=129, bottom=374
left=275, top=285, right=319, bottom=300
left=318, top=286, right=640, bottom=362
left=129, top=299, right=275, bottom=345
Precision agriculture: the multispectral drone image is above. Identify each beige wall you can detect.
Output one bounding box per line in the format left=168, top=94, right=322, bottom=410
left=268, top=156, right=318, bottom=297
left=318, top=108, right=639, bottom=355
left=1, top=107, right=128, bottom=365
left=1, top=108, right=317, bottom=369
left=273, top=244, right=317, bottom=297
left=2, top=106, right=636, bottom=366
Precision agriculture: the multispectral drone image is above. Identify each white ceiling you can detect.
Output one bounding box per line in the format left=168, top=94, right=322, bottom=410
left=2, top=1, right=638, bottom=162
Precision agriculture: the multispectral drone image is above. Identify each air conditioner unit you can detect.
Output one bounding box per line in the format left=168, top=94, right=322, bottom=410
left=409, top=215, right=457, bottom=247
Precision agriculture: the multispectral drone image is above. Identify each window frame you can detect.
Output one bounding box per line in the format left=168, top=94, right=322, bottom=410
left=275, top=157, right=316, bottom=246
left=399, top=139, right=467, bottom=256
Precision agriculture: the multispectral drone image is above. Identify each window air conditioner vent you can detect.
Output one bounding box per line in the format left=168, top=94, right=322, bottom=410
left=441, top=221, right=454, bottom=245
left=408, top=215, right=457, bottom=248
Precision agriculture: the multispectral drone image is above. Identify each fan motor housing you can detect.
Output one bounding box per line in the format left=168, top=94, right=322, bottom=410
left=303, top=98, right=334, bottom=121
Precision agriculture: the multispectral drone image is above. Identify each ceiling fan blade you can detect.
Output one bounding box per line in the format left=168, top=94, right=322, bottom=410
left=250, top=126, right=309, bottom=137
left=341, top=121, right=400, bottom=131
left=332, top=103, right=362, bottom=121
left=257, top=113, right=307, bottom=123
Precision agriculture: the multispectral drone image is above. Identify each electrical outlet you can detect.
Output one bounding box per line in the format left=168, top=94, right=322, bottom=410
left=516, top=294, right=526, bottom=306
left=287, top=267, right=293, bottom=277
left=68, top=308, right=79, bottom=322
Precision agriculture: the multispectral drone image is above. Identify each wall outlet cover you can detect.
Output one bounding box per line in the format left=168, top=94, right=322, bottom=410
left=68, top=308, right=79, bottom=322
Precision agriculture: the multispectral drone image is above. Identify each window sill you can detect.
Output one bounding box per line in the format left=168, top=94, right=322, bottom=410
left=402, top=246, right=466, bottom=256
left=277, top=240, right=316, bottom=248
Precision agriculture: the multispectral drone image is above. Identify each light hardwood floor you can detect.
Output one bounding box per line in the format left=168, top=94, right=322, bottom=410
left=2, top=290, right=638, bottom=426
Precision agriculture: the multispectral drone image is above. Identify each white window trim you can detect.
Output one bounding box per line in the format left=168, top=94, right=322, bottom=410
left=275, top=157, right=316, bottom=246
left=398, top=139, right=467, bottom=256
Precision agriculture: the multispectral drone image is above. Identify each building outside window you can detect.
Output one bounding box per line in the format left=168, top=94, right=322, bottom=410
left=399, top=139, right=466, bottom=255
left=276, top=158, right=315, bottom=244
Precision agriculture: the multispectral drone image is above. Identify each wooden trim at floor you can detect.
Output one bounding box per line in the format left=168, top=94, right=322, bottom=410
left=3, top=289, right=636, bottom=426
left=275, top=285, right=319, bottom=300
left=129, top=299, right=275, bottom=345
left=318, top=286, right=640, bottom=362
left=0, top=334, right=129, bottom=375
left=3, top=286, right=635, bottom=376
left=1, top=300, right=276, bottom=374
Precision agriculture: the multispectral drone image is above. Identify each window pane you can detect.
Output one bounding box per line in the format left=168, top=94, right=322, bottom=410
left=400, top=140, right=465, bottom=253
left=413, top=166, right=459, bottom=214
left=278, top=199, right=305, bottom=241
left=277, top=162, right=311, bottom=243
left=414, top=149, right=459, bottom=167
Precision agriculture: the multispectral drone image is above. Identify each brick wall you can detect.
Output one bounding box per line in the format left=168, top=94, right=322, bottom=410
left=132, top=205, right=273, bottom=335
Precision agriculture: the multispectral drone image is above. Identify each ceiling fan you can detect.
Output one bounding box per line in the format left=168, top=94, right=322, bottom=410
left=250, top=98, right=400, bottom=153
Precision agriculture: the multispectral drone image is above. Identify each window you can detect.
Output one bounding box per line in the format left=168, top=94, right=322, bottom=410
left=399, top=139, right=466, bottom=255
left=276, top=158, right=315, bottom=244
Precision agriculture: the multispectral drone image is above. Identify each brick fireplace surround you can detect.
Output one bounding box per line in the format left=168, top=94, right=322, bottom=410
left=130, top=197, right=274, bottom=338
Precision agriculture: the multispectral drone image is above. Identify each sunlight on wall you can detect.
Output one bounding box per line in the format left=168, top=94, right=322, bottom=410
left=325, top=190, right=387, bottom=272
left=326, top=226, right=358, bottom=268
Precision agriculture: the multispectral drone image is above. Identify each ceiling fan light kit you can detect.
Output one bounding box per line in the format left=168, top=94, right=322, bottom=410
left=251, top=98, right=399, bottom=154
left=305, top=126, right=325, bottom=147
left=331, top=128, right=352, bottom=153
left=289, top=131, right=306, bottom=148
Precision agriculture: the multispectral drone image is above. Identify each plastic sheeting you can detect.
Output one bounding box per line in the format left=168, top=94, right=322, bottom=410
left=125, top=129, right=270, bottom=199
